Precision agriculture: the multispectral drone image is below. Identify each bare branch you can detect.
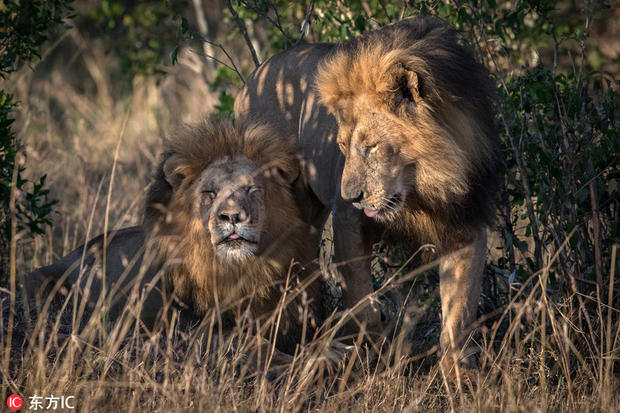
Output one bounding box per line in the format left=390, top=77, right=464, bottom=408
left=269, top=0, right=289, bottom=47
left=192, top=32, right=246, bottom=84
left=237, top=0, right=292, bottom=48
left=360, top=0, right=373, bottom=18
left=400, top=0, right=408, bottom=20
left=377, top=0, right=391, bottom=21
left=227, top=0, right=261, bottom=68
left=295, top=0, right=315, bottom=46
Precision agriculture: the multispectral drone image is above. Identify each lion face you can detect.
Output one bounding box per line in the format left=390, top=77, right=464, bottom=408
left=336, top=102, right=415, bottom=223
left=323, top=59, right=477, bottom=225
left=146, top=117, right=315, bottom=315
left=333, top=63, right=424, bottom=223
left=192, top=155, right=269, bottom=264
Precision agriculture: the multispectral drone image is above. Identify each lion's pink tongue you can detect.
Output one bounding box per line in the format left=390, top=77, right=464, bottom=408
left=364, top=209, right=380, bottom=218
left=228, top=233, right=241, bottom=240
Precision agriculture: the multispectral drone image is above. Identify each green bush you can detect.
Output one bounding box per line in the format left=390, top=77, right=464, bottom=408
left=0, top=0, right=72, bottom=281
left=84, top=0, right=188, bottom=90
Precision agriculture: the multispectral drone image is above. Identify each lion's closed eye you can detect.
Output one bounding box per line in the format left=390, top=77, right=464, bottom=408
left=248, top=186, right=263, bottom=195
left=367, top=143, right=379, bottom=154
left=202, top=190, right=217, bottom=205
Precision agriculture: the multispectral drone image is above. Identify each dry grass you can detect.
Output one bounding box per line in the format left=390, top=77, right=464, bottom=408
left=1, top=35, right=618, bottom=413
left=3, top=241, right=617, bottom=412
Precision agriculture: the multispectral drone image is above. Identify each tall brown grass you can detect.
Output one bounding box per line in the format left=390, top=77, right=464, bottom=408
left=3, top=231, right=618, bottom=411
left=1, top=29, right=618, bottom=413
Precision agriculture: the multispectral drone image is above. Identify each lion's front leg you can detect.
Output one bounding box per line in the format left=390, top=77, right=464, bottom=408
left=438, top=228, right=487, bottom=371
left=332, top=201, right=381, bottom=337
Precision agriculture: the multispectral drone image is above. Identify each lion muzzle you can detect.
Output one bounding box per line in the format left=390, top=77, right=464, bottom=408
left=215, top=190, right=251, bottom=225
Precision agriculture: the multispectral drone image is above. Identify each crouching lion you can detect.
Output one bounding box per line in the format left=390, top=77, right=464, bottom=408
left=235, top=16, right=502, bottom=371
left=26, top=116, right=324, bottom=357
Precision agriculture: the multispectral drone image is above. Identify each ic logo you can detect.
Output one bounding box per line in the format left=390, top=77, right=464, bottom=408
left=7, top=394, right=23, bottom=411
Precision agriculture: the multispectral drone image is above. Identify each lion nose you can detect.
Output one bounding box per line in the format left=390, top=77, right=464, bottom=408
left=218, top=209, right=249, bottom=224
left=341, top=173, right=364, bottom=203
left=217, top=198, right=249, bottom=224
left=341, top=187, right=364, bottom=203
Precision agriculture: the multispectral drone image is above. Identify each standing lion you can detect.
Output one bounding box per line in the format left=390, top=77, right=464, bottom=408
left=26, top=116, right=324, bottom=357
left=234, top=16, right=502, bottom=370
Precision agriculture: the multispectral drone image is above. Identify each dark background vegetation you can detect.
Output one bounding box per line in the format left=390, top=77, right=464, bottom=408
left=0, top=0, right=618, bottom=411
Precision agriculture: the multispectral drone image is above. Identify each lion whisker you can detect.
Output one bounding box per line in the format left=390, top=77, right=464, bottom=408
left=379, top=197, right=400, bottom=212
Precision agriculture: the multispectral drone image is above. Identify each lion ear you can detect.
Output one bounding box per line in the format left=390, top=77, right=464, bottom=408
left=391, top=63, right=422, bottom=106
left=405, top=69, right=422, bottom=101
left=161, top=154, right=186, bottom=189
left=271, top=162, right=299, bottom=185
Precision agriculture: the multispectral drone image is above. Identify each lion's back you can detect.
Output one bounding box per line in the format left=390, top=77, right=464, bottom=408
left=235, top=43, right=334, bottom=139
left=25, top=226, right=166, bottom=328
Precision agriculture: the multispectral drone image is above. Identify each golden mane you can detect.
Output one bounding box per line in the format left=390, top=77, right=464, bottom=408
left=316, top=17, right=499, bottom=163
left=161, top=116, right=299, bottom=187
left=315, top=17, right=502, bottom=246
left=144, top=116, right=310, bottom=315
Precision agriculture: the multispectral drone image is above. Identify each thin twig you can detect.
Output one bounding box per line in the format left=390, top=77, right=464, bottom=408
left=295, top=0, right=316, bottom=46
left=191, top=49, right=245, bottom=84
left=360, top=0, right=373, bottom=18
left=400, top=0, right=408, bottom=20
left=194, top=33, right=246, bottom=84
left=238, top=0, right=291, bottom=47
left=501, top=184, right=517, bottom=274
left=227, top=0, right=261, bottom=67
left=269, top=0, right=289, bottom=47
left=587, top=159, right=603, bottom=288
left=517, top=91, right=544, bottom=268
left=377, top=0, right=391, bottom=21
